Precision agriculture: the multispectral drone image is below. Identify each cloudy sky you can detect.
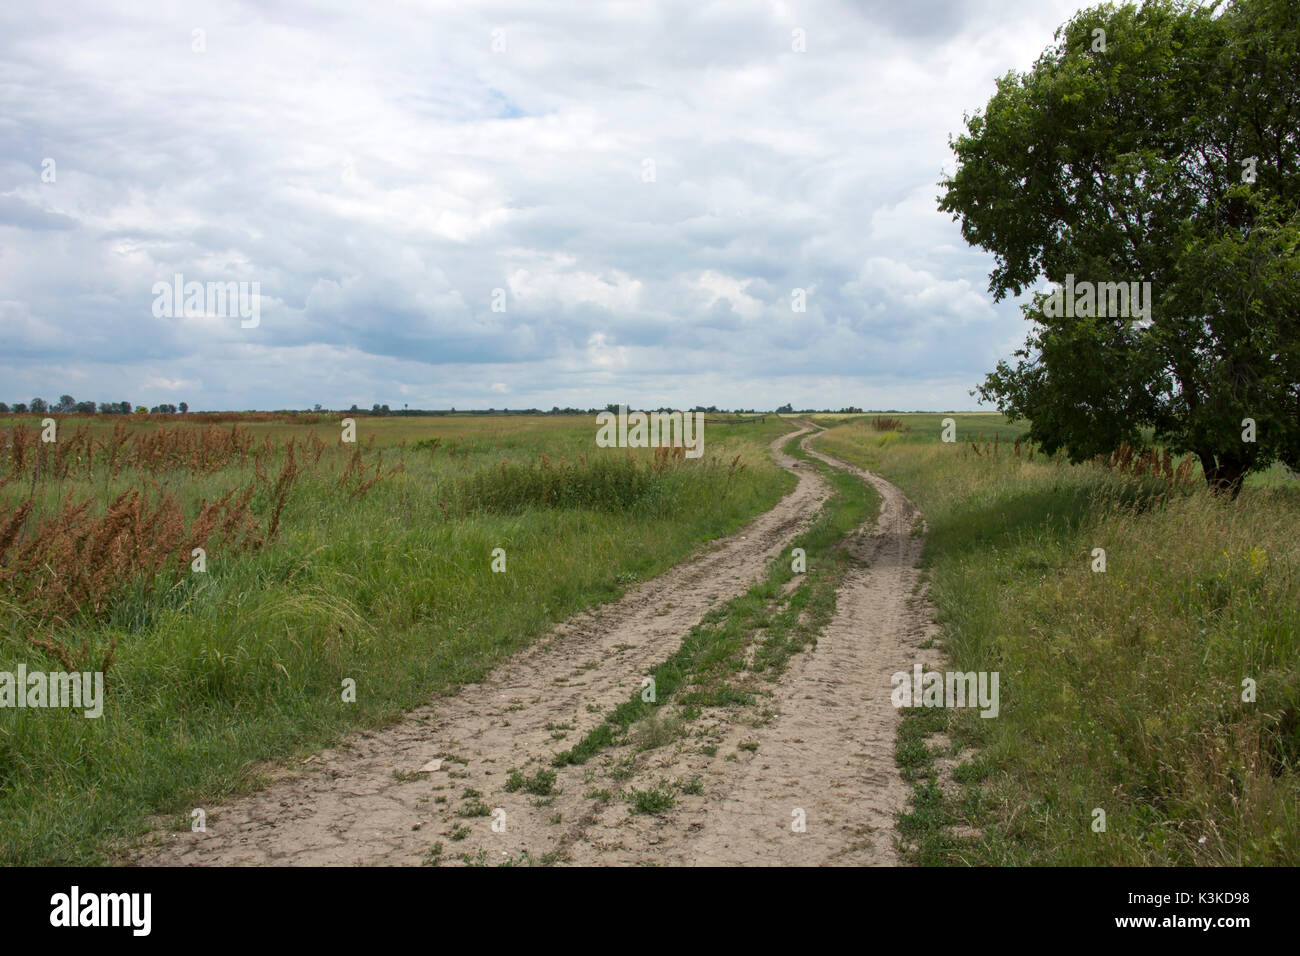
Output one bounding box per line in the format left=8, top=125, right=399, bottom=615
left=1, top=0, right=1093, bottom=412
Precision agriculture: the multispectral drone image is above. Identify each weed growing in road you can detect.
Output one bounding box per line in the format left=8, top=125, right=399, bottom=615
left=627, top=780, right=677, bottom=815
left=504, top=768, right=557, bottom=796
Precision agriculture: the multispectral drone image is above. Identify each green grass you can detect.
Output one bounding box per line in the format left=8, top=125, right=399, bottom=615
left=0, top=414, right=795, bottom=864
left=815, top=413, right=1300, bottom=866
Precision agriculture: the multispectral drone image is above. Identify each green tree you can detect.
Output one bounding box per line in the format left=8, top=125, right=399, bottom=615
left=940, top=0, right=1300, bottom=494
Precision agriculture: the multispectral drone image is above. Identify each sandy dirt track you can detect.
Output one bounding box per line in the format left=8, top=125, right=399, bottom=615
left=556, top=436, right=933, bottom=866
left=135, top=425, right=934, bottom=866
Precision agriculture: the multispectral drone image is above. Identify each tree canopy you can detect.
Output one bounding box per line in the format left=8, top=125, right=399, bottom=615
left=940, top=0, right=1300, bottom=493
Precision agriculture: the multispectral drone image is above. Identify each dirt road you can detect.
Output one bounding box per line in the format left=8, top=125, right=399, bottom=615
left=136, top=425, right=933, bottom=866
left=558, top=438, right=933, bottom=866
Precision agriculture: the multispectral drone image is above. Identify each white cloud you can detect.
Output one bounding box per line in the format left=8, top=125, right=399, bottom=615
left=584, top=331, right=629, bottom=371
left=508, top=259, right=643, bottom=312
left=693, top=270, right=763, bottom=320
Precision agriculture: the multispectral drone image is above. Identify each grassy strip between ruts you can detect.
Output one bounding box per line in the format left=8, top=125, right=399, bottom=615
left=553, top=427, right=878, bottom=768
left=814, top=414, right=1300, bottom=866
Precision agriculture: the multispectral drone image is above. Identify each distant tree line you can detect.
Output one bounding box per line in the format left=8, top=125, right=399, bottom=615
left=0, top=396, right=189, bottom=415
left=776, top=404, right=862, bottom=414
left=2, top=398, right=961, bottom=417
left=346, top=404, right=767, bottom=416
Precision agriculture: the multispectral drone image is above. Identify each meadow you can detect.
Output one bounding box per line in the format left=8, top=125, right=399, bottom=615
left=5, top=406, right=1294, bottom=867
left=0, top=412, right=793, bottom=864
left=814, top=413, right=1300, bottom=865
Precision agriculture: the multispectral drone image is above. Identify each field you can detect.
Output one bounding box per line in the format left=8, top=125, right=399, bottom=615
left=0, top=412, right=792, bottom=864
left=4, top=409, right=1296, bottom=867
left=813, top=413, right=1300, bottom=865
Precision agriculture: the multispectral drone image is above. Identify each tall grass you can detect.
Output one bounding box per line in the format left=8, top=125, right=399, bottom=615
left=816, top=415, right=1299, bottom=865
left=457, top=450, right=706, bottom=514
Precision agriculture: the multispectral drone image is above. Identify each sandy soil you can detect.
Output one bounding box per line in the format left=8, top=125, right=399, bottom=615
left=134, top=425, right=936, bottom=867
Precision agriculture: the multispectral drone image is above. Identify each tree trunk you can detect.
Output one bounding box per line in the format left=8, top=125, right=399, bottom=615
left=1197, top=450, right=1246, bottom=498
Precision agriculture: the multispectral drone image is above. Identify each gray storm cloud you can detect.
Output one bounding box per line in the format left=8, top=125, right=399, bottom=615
left=0, top=0, right=1090, bottom=410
